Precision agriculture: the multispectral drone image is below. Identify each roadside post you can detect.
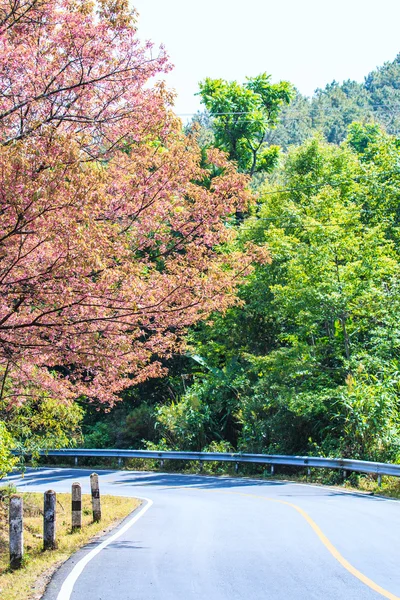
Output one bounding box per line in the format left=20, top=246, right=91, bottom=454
left=71, top=482, right=82, bottom=530
left=43, top=490, right=57, bottom=550
left=90, top=473, right=102, bottom=522
left=9, top=495, right=23, bottom=569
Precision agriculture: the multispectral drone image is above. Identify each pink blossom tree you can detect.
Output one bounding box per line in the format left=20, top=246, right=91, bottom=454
left=0, top=0, right=267, bottom=406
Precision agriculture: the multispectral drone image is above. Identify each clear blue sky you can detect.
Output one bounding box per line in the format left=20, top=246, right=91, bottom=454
left=131, top=0, right=400, bottom=120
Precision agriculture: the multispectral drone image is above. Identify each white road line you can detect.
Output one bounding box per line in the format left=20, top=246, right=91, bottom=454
left=56, top=497, right=153, bottom=600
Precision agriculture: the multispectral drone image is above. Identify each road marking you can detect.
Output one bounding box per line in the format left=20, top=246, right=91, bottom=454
left=56, top=497, right=153, bottom=600
left=283, top=499, right=399, bottom=600
left=202, top=488, right=400, bottom=600
left=11, top=469, right=399, bottom=598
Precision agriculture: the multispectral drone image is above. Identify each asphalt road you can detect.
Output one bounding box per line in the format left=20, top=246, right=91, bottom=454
left=6, top=468, right=400, bottom=600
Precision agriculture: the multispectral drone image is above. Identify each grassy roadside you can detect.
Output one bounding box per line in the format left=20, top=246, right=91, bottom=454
left=344, top=474, right=400, bottom=498
left=0, top=488, right=140, bottom=600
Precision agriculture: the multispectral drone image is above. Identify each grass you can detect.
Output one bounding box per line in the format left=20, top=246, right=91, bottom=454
left=0, top=486, right=140, bottom=600
left=348, top=473, right=400, bottom=498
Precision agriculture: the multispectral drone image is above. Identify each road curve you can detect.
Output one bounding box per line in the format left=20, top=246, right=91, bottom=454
left=6, top=468, right=400, bottom=600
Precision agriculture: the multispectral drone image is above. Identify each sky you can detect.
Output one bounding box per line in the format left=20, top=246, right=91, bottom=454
left=130, top=0, right=400, bottom=121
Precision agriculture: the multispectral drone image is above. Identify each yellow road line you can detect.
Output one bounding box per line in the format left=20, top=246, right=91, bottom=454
left=200, top=487, right=400, bottom=600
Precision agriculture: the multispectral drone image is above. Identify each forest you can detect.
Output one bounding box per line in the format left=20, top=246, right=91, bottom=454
left=1, top=1, right=400, bottom=474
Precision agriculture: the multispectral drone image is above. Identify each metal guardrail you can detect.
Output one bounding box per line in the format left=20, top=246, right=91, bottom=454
left=34, top=448, right=400, bottom=479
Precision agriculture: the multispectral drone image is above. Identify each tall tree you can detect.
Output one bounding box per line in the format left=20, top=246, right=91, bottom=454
left=364, top=53, right=400, bottom=135
left=153, top=130, right=400, bottom=461
left=0, top=0, right=265, bottom=411
left=198, top=74, right=293, bottom=175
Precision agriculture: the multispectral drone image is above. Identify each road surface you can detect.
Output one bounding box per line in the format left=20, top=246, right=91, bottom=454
left=6, top=468, right=400, bottom=599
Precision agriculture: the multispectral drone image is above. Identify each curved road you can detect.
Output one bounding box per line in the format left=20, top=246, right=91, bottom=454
left=6, top=468, right=400, bottom=599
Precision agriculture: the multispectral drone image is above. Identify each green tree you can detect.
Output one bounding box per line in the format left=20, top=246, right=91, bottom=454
left=263, top=89, right=314, bottom=150
left=4, top=398, right=83, bottom=456
left=310, top=80, right=372, bottom=144
left=365, top=53, right=400, bottom=135
left=198, top=74, right=293, bottom=175
left=157, top=131, right=400, bottom=461
left=257, top=54, right=400, bottom=149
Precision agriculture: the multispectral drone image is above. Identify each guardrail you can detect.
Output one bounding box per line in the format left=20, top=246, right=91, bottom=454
left=32, top=448, right=400, bottom=482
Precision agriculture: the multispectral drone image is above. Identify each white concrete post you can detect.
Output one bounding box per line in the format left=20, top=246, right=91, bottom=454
left=71, top=483, right=82, bottom=530
left=90, top=473, right=101, bottom=522
left=9, top=495, right=23, bottom=569
left=43, top=490, right=57, bottom=550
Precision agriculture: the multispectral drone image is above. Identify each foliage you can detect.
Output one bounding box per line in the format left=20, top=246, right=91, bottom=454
left=275, top=54, right=400, bottom=148
left=264, top=89, right=314, bottom=150
left=364, top=53, right=400, bottom=135
left=1, top=394, right=83, bottom=455
left=155, top=391, right=212, bottom=450
left=0, top=0, right=163, bottom=149
left=309, top=80, right=372, bottom=145
left=192, top=54, right=400, bottom=153
left=0, top=421, right=16, bottom=477
left=81, top=354, right=193, bottom=448
left=152, top=129, right=400, bottom=462
left=7, top=4, right=400, bottom=460
left=198, top=74, right=293, bottom=175
left=0, top=0, right=265, bottom=408
left=83, top=404, right=157, bottom=449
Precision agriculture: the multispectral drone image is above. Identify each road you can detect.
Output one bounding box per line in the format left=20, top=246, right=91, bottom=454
left=6, top=467, right=400, bottom=600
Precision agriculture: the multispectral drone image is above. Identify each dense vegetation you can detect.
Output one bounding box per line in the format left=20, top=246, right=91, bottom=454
left=0, top=0, right=256, bottom=474
left=82, top=56, right=400, bottom=463
left=2, top=2, right=400, bottom=470
left=161, top=127, right=400, bottom=461
left=192, top=54, right=400, bottom=151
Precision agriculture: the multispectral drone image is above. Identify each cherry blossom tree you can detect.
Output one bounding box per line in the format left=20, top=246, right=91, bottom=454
left=0, top=0, right=266, bottom=406
left=0, top=0, right=170, bottom=152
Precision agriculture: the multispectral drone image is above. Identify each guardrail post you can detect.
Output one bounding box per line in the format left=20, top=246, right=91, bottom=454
left=343, top=470, right=347, bottom=480
left=9, top=495, right=23, bottom=569
left=71, top=483, right=82, bottom=531
left=160, top=459, right=164, bottom=468
left=270, top=465, right=274, bottom=475
left=307, top=467, right=311, bottom=477
left=74, top=456, right=78, bottom=467
left=90, top=473, right=101, bottom=522
left=378, top=474, right=382, bottom=487
left=43, top=490, right=57, bottom=550
left=118, top=457, right=122, bottom=467
left=199, top=461, right=203, bottom=473
left=235, top=462, right=239, bottom=474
